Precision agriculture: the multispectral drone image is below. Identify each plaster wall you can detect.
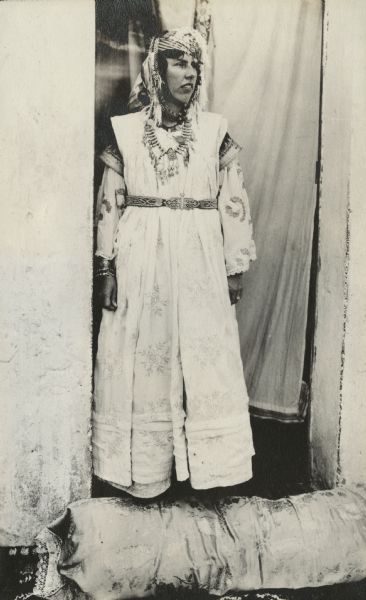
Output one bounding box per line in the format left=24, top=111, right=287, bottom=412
left=310, top=0, right=366, bottom=487
left=337, top=0, right=366, bottom=484
left=0, top=1, right=94, bottom=544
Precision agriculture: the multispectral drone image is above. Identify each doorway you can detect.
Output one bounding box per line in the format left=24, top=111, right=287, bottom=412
left=92, top=0, right=323, bottom=500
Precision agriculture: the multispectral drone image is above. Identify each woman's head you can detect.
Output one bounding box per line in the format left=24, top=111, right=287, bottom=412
left=129, top=27, right=207, bottom=124
left=157, top=49, right=199, bottom=108
left=155, top=28, right=205, bottom=111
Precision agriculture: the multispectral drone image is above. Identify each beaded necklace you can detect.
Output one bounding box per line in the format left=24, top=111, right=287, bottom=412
left=160, top=93, right=188, bottom=124
left=143, top=116, right=196, bottom=184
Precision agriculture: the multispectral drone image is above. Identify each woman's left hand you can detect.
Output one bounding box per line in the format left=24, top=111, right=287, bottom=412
left=228, top=273, right=244, bottom=305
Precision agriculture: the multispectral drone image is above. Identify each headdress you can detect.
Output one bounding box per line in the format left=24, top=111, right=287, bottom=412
left=128, top=27, right=208, bottom=184
left=128, top=27, right=208, bottom=124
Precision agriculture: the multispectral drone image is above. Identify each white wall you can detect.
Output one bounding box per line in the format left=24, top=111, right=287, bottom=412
left=0, top=1, right=94, bottom=544
left=310, top=0, right=366, bottom=487
left=337, top=0, right=366, bottom=484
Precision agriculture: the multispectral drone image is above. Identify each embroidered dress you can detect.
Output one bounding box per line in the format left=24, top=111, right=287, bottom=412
left=93, top=109, right=256, bottom=498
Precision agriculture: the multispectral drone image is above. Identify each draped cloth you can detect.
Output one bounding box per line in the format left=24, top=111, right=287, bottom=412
left=30, top=486, right=366, bottom=599
left=210, top=0, right=322, bottom=421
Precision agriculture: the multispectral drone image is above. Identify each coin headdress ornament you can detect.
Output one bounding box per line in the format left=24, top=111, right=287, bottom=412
left=128, top=28, right=209, bottom=184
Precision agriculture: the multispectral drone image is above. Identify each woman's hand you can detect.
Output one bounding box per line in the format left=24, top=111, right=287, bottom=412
left=228, top=273, right=244, bottom=305
left=97, top=274, right=118, bottom=311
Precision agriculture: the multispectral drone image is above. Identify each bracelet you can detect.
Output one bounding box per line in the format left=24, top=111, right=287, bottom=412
left=95, top=269, right=115, bottom=278
left=95, top=257, right=116, bottom=278
left=95, top=256, right=114, bottom=266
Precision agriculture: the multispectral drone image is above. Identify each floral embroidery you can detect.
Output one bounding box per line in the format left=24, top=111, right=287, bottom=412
left=137, top=341, right=170, bottom=376
left=103, top=431, right=128, bottom=460
left=185, top=229, right=203, bottom=251
left=102, top=198, right=112, bottom=213
left=186, top=334, right=222, bottom=368
left=230, top=160, right=247, bottom=191
left=225, top=197, right=246, bottom=221
left=238, top=167, right=247, bottom=191
left=194, top=0, right=212, bottom=43
left=189, top=389, right=231, bottom=418
left=115, top=188, right=125, bottom=209
left=134, top=396, right=171, bottom=416
left=225, top=205, right=239, bottom=219
left=137, top=429, right=174, bottom=448
left=144, top=284, right=168, bottom=317
left=184, top=276, right=213, bottom=308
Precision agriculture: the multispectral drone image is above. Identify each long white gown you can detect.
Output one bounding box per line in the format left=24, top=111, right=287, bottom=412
left=92, top=109, right=256, bottom=497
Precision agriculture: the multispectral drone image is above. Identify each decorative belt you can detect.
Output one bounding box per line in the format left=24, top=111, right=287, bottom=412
left=125, top=195, right=218, bottom=210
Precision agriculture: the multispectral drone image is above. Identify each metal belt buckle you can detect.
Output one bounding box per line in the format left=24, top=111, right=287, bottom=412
left=186, top=199, right=199, bottom=209
left=166, top=197, right=181, bottom=210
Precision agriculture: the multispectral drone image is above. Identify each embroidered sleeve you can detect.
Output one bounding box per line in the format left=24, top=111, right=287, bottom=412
left=95, top=165, right=126, bottom=260
left=218, top=159, right=256, bottom=276
left=99, top=144, right=124, bottom=176
left=219, top=132, right=242, bottom=170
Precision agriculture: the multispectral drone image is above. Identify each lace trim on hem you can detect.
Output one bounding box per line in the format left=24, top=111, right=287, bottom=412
left=227, top=267, right=246, bottom=276
left=227, top=264, right=249, bottom=276
left=226, top=251, right=256, bottom=276
left=33, top=529, right=63, bottom=597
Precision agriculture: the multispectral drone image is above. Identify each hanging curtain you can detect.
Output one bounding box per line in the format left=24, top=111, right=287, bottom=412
left=157, top=0, right=196, bottom=30
left=210, top=0, right=322, bottom=421
left=95, top=0, right=159, bottom=156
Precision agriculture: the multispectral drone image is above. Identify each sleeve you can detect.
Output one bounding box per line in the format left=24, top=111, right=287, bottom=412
left=218, top=134, right=256, bottom=276
left=95, top=145, right=126, bottom=260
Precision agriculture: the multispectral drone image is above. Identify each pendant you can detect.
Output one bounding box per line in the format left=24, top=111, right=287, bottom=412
left=143, top=118, right=195, bottom=184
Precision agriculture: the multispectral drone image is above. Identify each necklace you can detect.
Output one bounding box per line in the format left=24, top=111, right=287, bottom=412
left=162, top=105, right=181, bottom=123
left=161, top=122, right=179, bottom=131
left=160, top=93, right=187, bottom=124
left=143, top=117, right=195, bottom=184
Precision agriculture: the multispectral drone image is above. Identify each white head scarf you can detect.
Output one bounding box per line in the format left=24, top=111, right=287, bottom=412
left=128, top=27, right=208, bottom=125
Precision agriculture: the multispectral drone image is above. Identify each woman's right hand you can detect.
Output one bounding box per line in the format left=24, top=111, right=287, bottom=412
left=97, top=274, right=117, bottom=311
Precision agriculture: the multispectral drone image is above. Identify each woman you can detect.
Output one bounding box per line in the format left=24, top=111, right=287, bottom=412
left=93, top=27, right=256, bottom=498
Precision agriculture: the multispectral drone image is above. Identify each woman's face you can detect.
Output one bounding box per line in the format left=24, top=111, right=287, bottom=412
left=165, top=53, right=198, bottom=108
